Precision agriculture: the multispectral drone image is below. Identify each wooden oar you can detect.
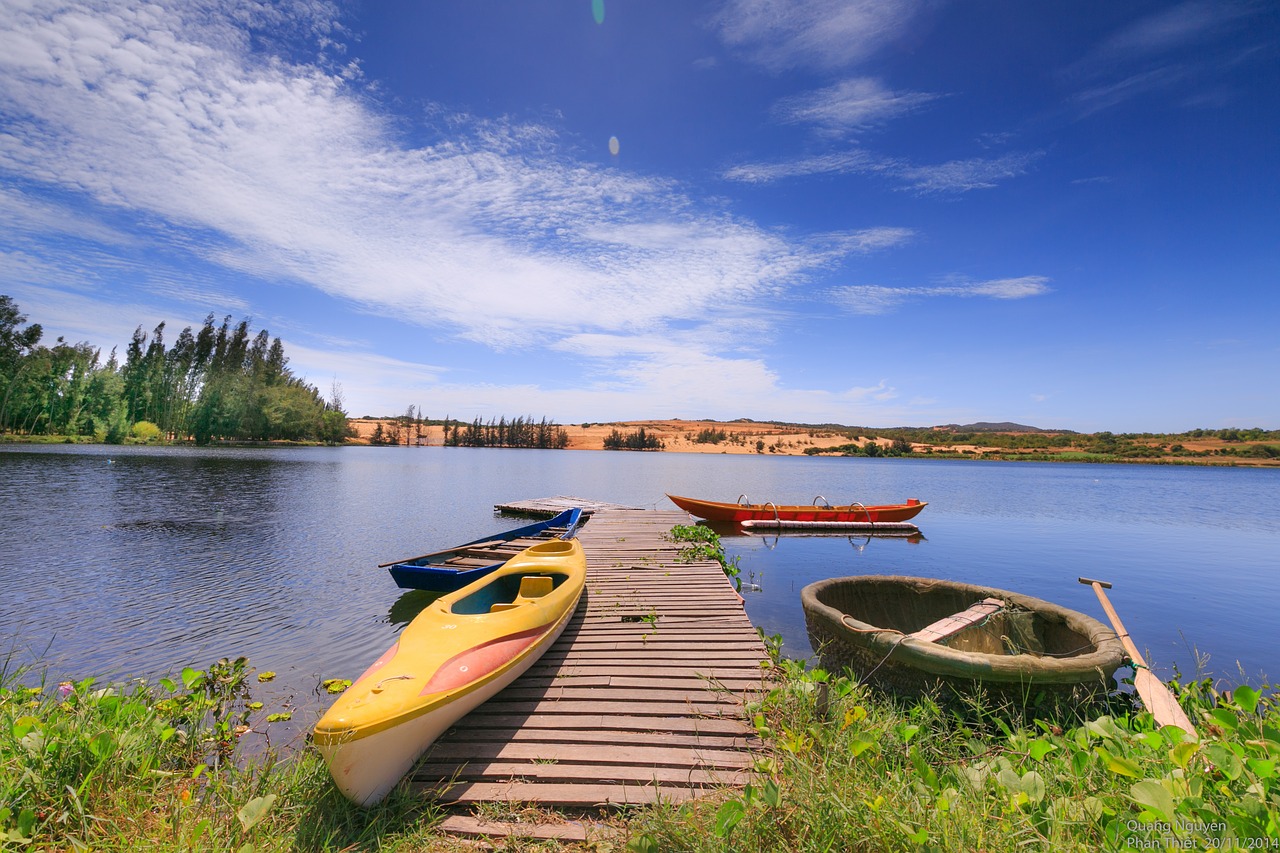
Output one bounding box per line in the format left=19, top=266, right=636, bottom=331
left=377, top=539, right=506, bottom=568
left=1079, top=577, right=1197, bottom=735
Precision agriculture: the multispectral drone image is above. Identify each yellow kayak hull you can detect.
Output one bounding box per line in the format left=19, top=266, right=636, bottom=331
left=314, top=538, right=586, bottom=806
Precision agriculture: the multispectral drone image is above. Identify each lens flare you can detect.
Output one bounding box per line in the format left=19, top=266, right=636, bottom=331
left=591, top=0, right=604, bottom=25
left=608, top=136, right=620, bottom=156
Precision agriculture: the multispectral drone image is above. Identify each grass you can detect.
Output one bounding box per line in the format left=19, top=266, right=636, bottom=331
left=5, top=646, right=1278, bottom=851
left=0, top=655, right=457, bottom=851
left=626, top=654, right=1280, bottom=852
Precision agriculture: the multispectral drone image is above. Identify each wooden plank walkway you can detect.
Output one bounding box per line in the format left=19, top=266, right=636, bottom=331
left=424, top=509, right=771, bottom=840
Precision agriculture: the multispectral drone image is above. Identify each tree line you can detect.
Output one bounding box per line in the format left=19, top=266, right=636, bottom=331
left=442, top=415, right=569, bottom=449
left=603, top=427, right=664, bottom=451
left=0, top=295, right=349, bottom=444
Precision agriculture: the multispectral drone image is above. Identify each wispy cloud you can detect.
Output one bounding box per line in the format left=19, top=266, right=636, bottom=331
left=1088, top=2, right=1245, bottom=67
left=723, top=151, right=881, bottom=184
left=818, top=227, right=916, bottom=255
left=831, top=276, right=1052, bottom=315
left=712, top=0, right=928, bottom=72
left=1062, top=1, right=1262, bottom=114
left=0, top=187, right=139, bottom=248
left=774, top=77, right=938, bottom=134
left=725, top=149, right=1040, bottom=194
left=896, top=152, right=1042, bottom=194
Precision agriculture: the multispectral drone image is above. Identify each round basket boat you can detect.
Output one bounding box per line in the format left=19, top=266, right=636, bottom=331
left=801, top=575, right=1125, bottom=706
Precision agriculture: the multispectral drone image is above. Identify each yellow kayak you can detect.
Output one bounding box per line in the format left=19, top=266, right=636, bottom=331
left=314, top=538, right=586, bottom=806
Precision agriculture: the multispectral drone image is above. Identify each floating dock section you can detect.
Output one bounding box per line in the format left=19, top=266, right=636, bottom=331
left=425, top=508, right=770, bottom=842
left=494, top=495, right=641, bottom=516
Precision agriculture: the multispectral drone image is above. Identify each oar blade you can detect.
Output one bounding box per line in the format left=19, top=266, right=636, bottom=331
left=1134, top=668, right=1196, bottom=735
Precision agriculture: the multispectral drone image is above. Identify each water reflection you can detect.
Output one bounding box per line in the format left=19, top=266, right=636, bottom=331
left=742, top=529, right=928, bottom=551
left=387, top=589, right=444, bottom=628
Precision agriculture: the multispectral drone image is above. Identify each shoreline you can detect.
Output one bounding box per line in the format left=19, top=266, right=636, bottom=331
left=3, top=419, right=1278, bottom=467
left=344, top=418, right=1280, bottom=467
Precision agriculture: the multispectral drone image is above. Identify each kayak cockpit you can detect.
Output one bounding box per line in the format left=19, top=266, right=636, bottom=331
left=449, top=571, right=572, bottom=615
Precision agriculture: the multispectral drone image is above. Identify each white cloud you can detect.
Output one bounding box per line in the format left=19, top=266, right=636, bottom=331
left=775, top=77, right=938, bottom=134
left=725, top=148, right=1039, bottom=193
left=388, top=342, right=906, bottom=425
left=967, top=277, right=1052, bottom=300
left=823, top=227, right=915, bottom=254
left=0, top=0, right=874, bottom=358
left=895, top=152, right=1041, bottom=194
left=0, top=187, right=138, bottom=247
left=832, top=276, right=1052, bottom=315
left=282, top=342, right=447, bottom=409
left=831, top=285, right=913, bottom=315
left=2, top=281, right=183, bottom=353
left=713, top=0, right=927, bottom=72
left=722, top=151, right=882, bottom=184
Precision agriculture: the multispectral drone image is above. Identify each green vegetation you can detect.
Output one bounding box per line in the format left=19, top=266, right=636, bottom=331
left=805, top=436, right=914, bottom=458
left=129, top=420, right=162, bottom=442
left=693, top=427, right=728, bottom=444
left=799, top=423, right=1280, bottom=464
left=8, top=646, right=1276, bottom=851
left=0, top=295, right=350, bottom=445
left=0, top=656, right=462, bottom=852
left=667, top=523, right=741, bottom=591
left=366, top=404, right=432, bottom=446
left=441, top=414, right=569, bottom=449
left=603, top=427, right=664, bottom=451
left=628, top=654, right=1280, bottom=852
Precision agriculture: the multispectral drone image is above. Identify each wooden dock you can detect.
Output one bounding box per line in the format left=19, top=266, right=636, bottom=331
left=494, top=495, right=641, bottom=516
left=423, top=509, right=770, bottom=841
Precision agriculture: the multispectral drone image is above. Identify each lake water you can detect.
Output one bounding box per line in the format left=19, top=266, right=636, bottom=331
left=2, top=444, right=1277, bottom=730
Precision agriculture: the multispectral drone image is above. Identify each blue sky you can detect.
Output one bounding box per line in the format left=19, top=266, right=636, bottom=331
left=1, top=1, right=1276, bottom=432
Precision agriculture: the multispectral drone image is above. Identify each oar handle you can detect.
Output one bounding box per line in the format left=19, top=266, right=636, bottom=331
left=1078, top=576, right=1145, bottom=667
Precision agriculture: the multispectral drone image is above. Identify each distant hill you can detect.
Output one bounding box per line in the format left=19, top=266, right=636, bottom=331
left=691, top=418, right=1071, bottom=434
left=932, top=422, right=1071, bottom=434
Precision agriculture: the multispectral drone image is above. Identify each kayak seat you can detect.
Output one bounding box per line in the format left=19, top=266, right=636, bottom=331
left=490, top=602, right=523, bottom=612
left=487, top=578, right=555, bottom=611
left=518, top=576, right=554, bottom=599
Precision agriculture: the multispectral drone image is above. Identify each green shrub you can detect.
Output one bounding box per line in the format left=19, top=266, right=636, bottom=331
left=129, top=420, right=161, bottom=442
left=603, top=427, right=664, bottom=451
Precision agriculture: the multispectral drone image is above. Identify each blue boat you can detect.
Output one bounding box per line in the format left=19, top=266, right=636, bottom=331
left=382, top=508, right=584, bottom=591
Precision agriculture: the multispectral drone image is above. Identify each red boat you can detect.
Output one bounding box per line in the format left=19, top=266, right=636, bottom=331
left=667, top=494, right=927, bottom=524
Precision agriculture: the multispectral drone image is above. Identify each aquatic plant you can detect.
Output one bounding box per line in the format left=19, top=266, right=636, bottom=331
left=667, top=524, right=741, bottom=590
